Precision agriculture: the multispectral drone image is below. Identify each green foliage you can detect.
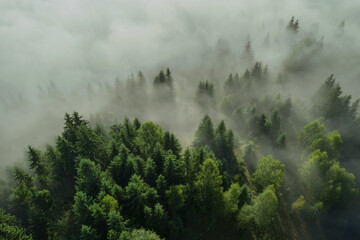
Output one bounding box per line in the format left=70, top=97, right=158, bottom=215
left=125, top=175, right=158, bottom=220
left=0, top=209, right=32, bottom=240
left=144, top=203, right=168, bottom=235
left=88, top=202, right=107, bottom=237
left=108, top=145, right=131, bottom=186
left=155, top=174, right=167, bottom=199
left=153, top=68, right=174, bottom=103
left=195, top=158, right=224, bottom=215
left=237, top=204, right=254, bottom=229
left=242, top=141, right=256, bottom=163
left=24, top=189, right=53, bottom=240
left=154, top=68, right=173, bottom=89
left=163, top=152, right=184, bottom=186
left=129, top=228, right=163, bottom=240
left=270, top=111, right=281, bottom=138
left=27, top=146, right=49, bottom=190
left=144, top=158, right=157, bottom=187
left=101, top=195, right=118, bottom=212
left=287, top=16, right=299, bottom=33
left=194, top=117, right=237, bottom=178
left=151, top=144, right=165, bottom=175
left=136, top=121, right=163, bottom=159
left=313, top=74, right=359, bottom=121
left=80, top=225, right=99, bottom=240
left=275, top=97, right=292, bottom=121
left=220, top=96, right=236, bottom=116
left=251, top=62, right=262, bottom=80
left=291, top=195, right=306, bottom=213
left=298, top=120, right=325, bottom=148
left=193, top=115, right=215, bottom=150
left=258, top=113, right=270, bottom=135
left=300, top=149, right=357, bottom=208
left=166, top=185, right=185, bottom=214
left=224, top=73, right=241, bottom=95
left=10, top=168, right=34, bottom=208
left=214, top=120, right=237, bottom=174
left=106, top=210, right=127, bottom=239
left=299, top=150, right=330, bottom=199
left=76, top=159, right=102, bottom=197
left=52, top=112, right=99, bottom=202
left=231, top=106, right=245, bottom=132
left=253, top=186, right=278, bottom=227
left=73, top=191, right=93, bottom=225
left=239, top=184, right=252, bottom=207
left=197, top=81, right=215, bottom=108
left=298, top=121, right=343, bottom=159
left=324, top=162, right=357, bottom=207
left=76, top=124, right=107, bottom=167
left=110, top=117, right=138, bottom=154
left=253, top=155, right=285, bottom=190
left=224, top=183, right=241, bottom=215
left=325, top=131, right=343, bottom=160
left=276, top=133, right=286, bottom=148
left=248, top=110, right=283, bottom=142
left=169, top=216, right=184, bottom=239
left=311, top=201, right=323, bottom=217
left=2, top=111, right=358, bottom=239
left=32, top=190, right=53, bottom=213
left=163, top=131, right=182, bottom=158
left=182, top=148, right=195, bottom=185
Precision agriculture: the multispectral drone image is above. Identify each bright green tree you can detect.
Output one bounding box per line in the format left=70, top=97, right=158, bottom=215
left=195, top=158, right=224, bottom=215
left=253, top=186, right=278, bottom=227
left=0, top=209, right=33, bottom=240
left=129, top=228, right=163, bottom=240
left=224, top=183, right=241, bottom=215
left=253, top=155, right=285, bottom=190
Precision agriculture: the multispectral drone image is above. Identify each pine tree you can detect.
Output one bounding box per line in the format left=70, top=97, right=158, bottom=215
left=195, top=158, right=224, bottom=215
left=193, top=115, right=215, bottom=151
left=287, top=16, right=299, bottom=33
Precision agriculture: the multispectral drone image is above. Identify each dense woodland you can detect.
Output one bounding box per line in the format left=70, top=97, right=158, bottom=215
left=1, top=17, right=360, bottom=240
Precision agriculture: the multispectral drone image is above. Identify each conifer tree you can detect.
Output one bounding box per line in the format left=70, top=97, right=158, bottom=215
left=193, top=115, right=215, bottom=151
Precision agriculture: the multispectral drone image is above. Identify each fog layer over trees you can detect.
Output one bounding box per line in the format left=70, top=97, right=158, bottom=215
left=1, top=1, right=360, bottom=239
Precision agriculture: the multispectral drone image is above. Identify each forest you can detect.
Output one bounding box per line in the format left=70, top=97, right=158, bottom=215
left=1, top=2, right=360, bottom=240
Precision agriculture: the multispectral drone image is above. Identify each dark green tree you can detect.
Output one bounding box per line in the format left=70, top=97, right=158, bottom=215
left=136, top=121, right=163, bottom=159
left=287, top=16, right=299, bottom=33
left=163, top=131, right=182, bottom=158
left=76, top=159, right=102, bottom=197
left=193, top=115, right=215, bottom=150
left=195, top=158, right=224, bottom=215
left=27, top=146, right=49, bottom=190
left=124, top=175, right=158, bottom=222
left=197, top=80, right=215, bottom=108
left=163, top=152, right=184, bottom=186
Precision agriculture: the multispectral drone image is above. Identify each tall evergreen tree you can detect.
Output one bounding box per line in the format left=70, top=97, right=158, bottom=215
left=193, top=115, right=215, bottom=150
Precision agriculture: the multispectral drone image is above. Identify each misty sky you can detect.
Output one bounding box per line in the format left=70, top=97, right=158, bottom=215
left=1, top=0, right=360, bottom=172
left=1, top=0, right=359, bottom=99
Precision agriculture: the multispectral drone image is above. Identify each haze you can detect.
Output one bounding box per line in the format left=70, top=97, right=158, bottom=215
left=1, top=0, right=360, bottom=173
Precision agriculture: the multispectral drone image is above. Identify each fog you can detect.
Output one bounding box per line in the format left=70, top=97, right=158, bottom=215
left=1, top=0, right=360, bottom=173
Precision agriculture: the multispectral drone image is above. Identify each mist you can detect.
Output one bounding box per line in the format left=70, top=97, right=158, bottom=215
left=1, top=1, right=360, bottom=239
left=1, top=0, right=359, bottom=171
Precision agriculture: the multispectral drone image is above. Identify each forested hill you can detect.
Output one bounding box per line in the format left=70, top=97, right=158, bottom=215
left=1, top=75, right=359, bottom=239
left=1, top=17, right=360, bottom=240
